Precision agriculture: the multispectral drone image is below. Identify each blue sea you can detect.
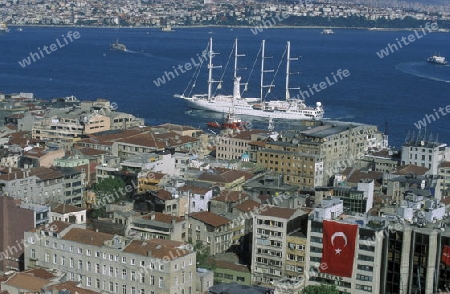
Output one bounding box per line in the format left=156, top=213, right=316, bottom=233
left=0, top=26, right=449, bottom=148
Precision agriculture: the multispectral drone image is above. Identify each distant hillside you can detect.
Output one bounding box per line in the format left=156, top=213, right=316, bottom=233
left=279, top=0, right=449, bottom=10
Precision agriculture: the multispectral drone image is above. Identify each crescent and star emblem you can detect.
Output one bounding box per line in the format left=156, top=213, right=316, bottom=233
left=331, top=232, right=348, bottom=255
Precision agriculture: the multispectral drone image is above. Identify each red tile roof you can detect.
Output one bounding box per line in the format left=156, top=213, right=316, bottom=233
left=259, top=206, right=298, bottom=219
left=393, top=165, right=429, bottom=176
left=189, top=211, right=230, bottom=227
left=47, top=281, right=100, bottom=294
left=213, top=191, right=249, bottom=203
left=142, top=212, right=184, bottom=224
left=123, top=239, right=191, bottom=260
left=198, top=169, right=253, bottom=184
left=30, top=166, right=64, bottom=180
left=52, top=204, right=85, bottom=214
left=22, top=268, right=55, bottom=280
left=62, top=228, right=113, bottom=246
left=153, top=189, right=173, bottom=201
left=234, top=200, right=262, bottom=213
left=207, top=257, right=250, bottom=273
left=4, top=273, right=50, bottom=292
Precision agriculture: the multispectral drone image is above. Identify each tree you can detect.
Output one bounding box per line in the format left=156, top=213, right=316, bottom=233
left=90, top=176, right=127, bottom=218
left=193, top=241, right=215, bottom=270
left=301, top=284, right=339, bottom=294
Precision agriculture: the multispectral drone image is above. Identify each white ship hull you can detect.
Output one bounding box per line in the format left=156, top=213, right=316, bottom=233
left=181, top=95, right=324, bottom=120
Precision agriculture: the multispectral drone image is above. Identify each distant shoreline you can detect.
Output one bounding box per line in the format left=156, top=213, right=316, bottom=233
left=7, top=24, right=450, bottom=32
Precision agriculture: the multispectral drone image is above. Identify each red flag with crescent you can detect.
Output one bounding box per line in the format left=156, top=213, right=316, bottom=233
left=442, top=245, right=450, bottom=266
left=320, top=220, right=358, bottom=278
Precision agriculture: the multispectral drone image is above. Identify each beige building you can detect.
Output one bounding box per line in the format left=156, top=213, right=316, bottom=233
left=128, top=212, right=187, bottom=242
left=257, top=121, right=385, bottom=188
left=251, top=206, right=308, bottom=287
left=25, top=221, right=197, bottom=294
left=285, top=231, right=307, bottom=279
left=216, top=130, right=268, bottom=161
left=188, top=211, right=233, bottom=255
left=49, top=203, right=87, bottom=224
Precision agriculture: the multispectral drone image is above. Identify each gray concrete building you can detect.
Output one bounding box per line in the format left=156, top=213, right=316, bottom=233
left=24, top=222, right=197, bottom=294
left=251, top=206, right=308, bottom=287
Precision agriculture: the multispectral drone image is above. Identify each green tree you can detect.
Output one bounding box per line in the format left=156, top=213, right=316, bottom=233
left=90, top=176, right=127, bottom=218
left=301, top=284, right=339, bottom=294
left=193, top=241, right=215, bottom=270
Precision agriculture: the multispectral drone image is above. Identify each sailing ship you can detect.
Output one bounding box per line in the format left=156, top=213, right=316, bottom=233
left=175, top=38, right=324, bottom=120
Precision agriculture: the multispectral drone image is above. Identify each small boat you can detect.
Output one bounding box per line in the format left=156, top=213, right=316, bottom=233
left=0, top=23, right=10, bottom=33
left=161, top=25, right=172, bottom=32
left=427, top=54, right=447, bottom=65
left=321, top=29, right=334, bottom=35
left=207, top=112, right=248, bottom=130
left=110, top=39, right=127, bottom=51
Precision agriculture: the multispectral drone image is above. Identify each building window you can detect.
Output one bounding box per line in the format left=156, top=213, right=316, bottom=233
left=122, top=285, right=127, bottom=294
left=70, top=258, right=74, bottom=268
left=159, top=277, right=164, bottom=288
left=122, top=256, right=126, bottom=263
left=87, top=276, right=92, bottom=287
left=122, top=269, right=127, bottom=279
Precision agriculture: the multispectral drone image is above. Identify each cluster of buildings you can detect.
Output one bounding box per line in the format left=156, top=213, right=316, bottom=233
left=1, top=91, right=450, bottom=293
left=0, top=0, right=449, bottom=27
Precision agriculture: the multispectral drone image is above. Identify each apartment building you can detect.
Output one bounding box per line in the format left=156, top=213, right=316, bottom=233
left=0, top=167, right=64, bottom=205
left=401, top=139, right=450, bottom=175
left=0, top=196, right=49, bottom=272
left=188, top=211, right=233, bottom=255
left=209, top=190, right=250, bottom=214
left=251, top=206, right=308, bottom=287
left=128, top=212, right=187, bottom=242
left=24, top=222, right=197, bottom=294
left=49, top=204, right=86, bottom=224
left=285, top=231, right=307, bottom=279
left=1, top=268, right=100, bottom=294
left=256, top=121, right=385, bottom=189
left=32, top=109, right=111, bottom=150
left=437, top=161, right=450, bottom=199
left=216, top=130, right=268, bottom=161
left=305, top=201, right=385, bottom=293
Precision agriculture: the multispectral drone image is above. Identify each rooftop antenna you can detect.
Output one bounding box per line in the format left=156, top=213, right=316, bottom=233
left=405, top=130, right=411, bottom=143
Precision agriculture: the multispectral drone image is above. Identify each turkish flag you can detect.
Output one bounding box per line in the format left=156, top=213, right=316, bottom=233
left=320, top=220, right=358, bottom=278
left=442, top=245, right=450, bottom=266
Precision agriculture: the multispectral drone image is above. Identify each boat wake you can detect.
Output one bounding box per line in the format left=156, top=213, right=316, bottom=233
left=396, top=62, right=450, bottom=83
left=124, top=49, right=154, bottom=57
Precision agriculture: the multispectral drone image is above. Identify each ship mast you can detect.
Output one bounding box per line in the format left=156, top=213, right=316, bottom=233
left=260, top=40, right=274, bottom=102
left=207, top=38, right=222, bottom=101
left=285, top=41, right=299, bottom=101
left=233, top=39, right=246, bottom=100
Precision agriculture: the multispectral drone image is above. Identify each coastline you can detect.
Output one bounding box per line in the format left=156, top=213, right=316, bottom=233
left=7, top=23, right=450, bottom=32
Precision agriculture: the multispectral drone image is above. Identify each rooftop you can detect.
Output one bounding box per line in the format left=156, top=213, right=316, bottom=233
left=189, top=211, right=230, bottom=227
